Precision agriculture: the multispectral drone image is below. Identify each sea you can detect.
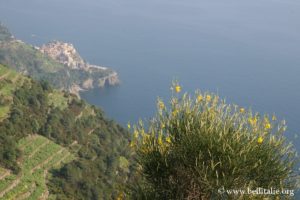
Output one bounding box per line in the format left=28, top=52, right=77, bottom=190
left=0, top=0, right=300, bottom=191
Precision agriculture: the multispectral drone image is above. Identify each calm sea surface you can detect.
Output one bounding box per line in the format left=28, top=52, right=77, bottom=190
left=1, top=0, right=299, bottom=154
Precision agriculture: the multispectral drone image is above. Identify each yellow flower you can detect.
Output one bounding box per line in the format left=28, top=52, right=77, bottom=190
left=144, top=134, right=150, bottom=140
left=141, top=147, right=150, bottom=154
left=172, top=110, right=178, bottom=117
left=158, top=101, right=165, bottom=110
left=158, top=135, right=163, bottom=146
left=166, top=136, right=171, bottom=144
left=142, top=134, right=150, bottom=144
left=160, top=123, right=165, bottom=129
left=129, top=141, right=135, bottom=148
left=265, top=122, right=271, bottom=130
left=257, top=136, right=264, bottom=144
left=240, top=108, right=245, bottom=113
left=272, top=115, right=277, bottom=121
left=175, top=85, right=181, bottom=93
left=134, top=130, right=139, bottom=139
left=249, top=117, right=257, bottom=126
left=197, top=95, right=203, bottom=102
left=206, top=95, right=212, bottom=102
left=116, top=192, right=124, bottom=200
left=127, top=122, right=131, bottom=129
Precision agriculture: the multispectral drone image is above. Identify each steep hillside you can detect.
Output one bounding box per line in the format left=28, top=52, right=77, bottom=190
left=0, top=64, right=30, bottom=120
left=0, top=135, right=74, bottom=200
left=0, top=64, right=134, bottom=199
left=0, top=23, right=119, bottom=97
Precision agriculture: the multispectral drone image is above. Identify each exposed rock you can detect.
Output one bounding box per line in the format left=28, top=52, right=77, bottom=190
left=69, top=84, right=84, bottom=98
left=98, top=72, right=120, bottom=87
left=82, top=78, right=94, bottom=89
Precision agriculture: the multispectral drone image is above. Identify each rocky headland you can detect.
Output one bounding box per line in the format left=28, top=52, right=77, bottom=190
left=0, top=23, right=120, bottom=97
left=39, top=41, right=120, bottom=96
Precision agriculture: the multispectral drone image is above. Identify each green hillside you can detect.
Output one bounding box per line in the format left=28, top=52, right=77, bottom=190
left=0, top=64, right=134, bottom=199
left=0, top=135, right=74, bottom=200
left=0, top=23, right=116, bottom=95
left=0, top=64, right=30, bottom=120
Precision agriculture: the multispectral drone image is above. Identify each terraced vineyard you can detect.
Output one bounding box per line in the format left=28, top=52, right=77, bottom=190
left=0, top=135, right=74, bottom=200
left=0, top=63, right=132, bottom=199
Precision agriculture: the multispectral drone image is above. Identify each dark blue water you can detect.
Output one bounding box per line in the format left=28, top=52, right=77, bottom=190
left=1, top=0, right=300, bottom=184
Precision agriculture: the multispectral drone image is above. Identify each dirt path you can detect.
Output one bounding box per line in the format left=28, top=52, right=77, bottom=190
left=53, top=151, right=71, bottom=168
left=75, top=111, right=83, bottom=121
left=0, top=170, right=10, bottom=181
left=37, top=148, right=71, bottom=200
left=15, top=183, right=36, bottom=200
left=11, top=74, right=20, bottom=84
left=38, top=189, right=49, bottom=200
left=0, top=72, right=10, bottom=81
left=0, top=175, right=22, bottom=198
left=28, top=140, right=50, bottom=159
left=37, top=171, right=49, bottom=200
left=88, top=128, right=95, bottom=135
left=30, top=148, right=64, bottom=174
left=18, top=134, right=39, bottom=150
left=70, top=140, right=78, bottom=146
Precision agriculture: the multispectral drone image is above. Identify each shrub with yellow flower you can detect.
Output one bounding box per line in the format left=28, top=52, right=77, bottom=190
left=128, top=82, right=298, bottom=200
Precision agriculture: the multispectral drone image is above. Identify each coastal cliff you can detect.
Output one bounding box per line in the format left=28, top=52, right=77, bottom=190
left=39, top=41, right=120, bottom=95
left=0, top=23, right=120, bottom=97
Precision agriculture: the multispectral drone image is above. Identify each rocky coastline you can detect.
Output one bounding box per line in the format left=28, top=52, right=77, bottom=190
left=39, top=41, right=120, bottom=96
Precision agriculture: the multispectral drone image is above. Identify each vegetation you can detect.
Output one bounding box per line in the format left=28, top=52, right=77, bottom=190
left=127, top=82, right=299, bottom=199
left=0, top=23, right=114, bottom=94
left=0, top=135, right=74, bottom=200
left=48, top=91, right=69, bottom=110
left=2, top=21, right=298, bottom=199
left=0, top=65, right=30, bottom=121
left=0, top=64, right=134, bottom=199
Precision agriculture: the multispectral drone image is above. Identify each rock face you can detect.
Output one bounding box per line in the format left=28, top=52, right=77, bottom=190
left=98, top=72, right=120, bottom=87
left=40, top=41, right=120, bottom=96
